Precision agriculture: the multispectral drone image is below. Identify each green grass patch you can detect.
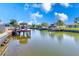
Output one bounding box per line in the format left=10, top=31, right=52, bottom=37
left=64, top=28, right=79, bottom=30
left=49, top=31, right=79, bottom=39
left=40, top=30, right=48, bottom=32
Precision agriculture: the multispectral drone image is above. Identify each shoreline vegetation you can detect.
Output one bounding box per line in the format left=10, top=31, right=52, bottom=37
left=5, top=18, right=79, bottom=33
left=37, top=28, right=79, bottom=33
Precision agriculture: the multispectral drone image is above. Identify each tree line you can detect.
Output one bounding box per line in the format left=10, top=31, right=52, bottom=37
left=7, top=17, right=79, bottom=28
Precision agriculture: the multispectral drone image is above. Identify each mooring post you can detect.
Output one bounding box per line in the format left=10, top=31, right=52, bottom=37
left=25, top=32, right=27, bottom=37
left=23, top=32, right=25, bottom=36
left=29, top=31, right=31, bottom=36
left=18, top=32, right=20, bottom=36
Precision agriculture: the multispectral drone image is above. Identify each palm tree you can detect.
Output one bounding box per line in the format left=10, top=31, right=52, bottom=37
left=74, top=17, right=79, bottom=28
left=56, top=20, right=64, bottom=26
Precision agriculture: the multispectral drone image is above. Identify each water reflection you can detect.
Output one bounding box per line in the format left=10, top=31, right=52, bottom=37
left=49, top=31, right=79, bottom=44
left=64, top=32, right=79, bottom=44
left=40, top=30, right=48, bottom=36
left=11, top=35, right=31, bottom=44
left=4, top=30, right=79, bottom=56
left=17, top=36, right=28, bottom=44
left=49, top=32, right=64, bottom=43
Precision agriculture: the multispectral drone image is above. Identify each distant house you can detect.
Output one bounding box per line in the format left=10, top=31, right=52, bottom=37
left=41, top=26, right=48, bottom=29
left=18, top=23, right=28, bottom=30
left=49, top=24, right=66, bottom=30
left=57, top=26, right=66, bottom=29
left=49, top=24, right=57, bottom=29
left=66, top=24, right=75, bottom=28
left=0, top=22, right=5, bottom=33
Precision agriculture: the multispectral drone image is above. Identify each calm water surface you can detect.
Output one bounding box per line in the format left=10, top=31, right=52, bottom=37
left=4, top=30, right=79, bottom=56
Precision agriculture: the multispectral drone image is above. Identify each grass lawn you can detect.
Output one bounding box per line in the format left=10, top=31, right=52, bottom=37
left=64, top=28, right=79, bottom=30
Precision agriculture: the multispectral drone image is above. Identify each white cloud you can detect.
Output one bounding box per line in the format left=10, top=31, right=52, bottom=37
left=60, top=3, right=70, bottom=7
left=31, top=12, right=43, bottom=20
left=55, top=12, right=68, bottom=21
left=42, top=3, right=52, bottom=13
left=24, top=3, right=70, bottom=14
left=31, top=12, right=43, bottom=24
left=24, top=3, right=53, bottom=13
left=28, top=21, right=33, bottom=25
left=32, top=3, right=52, bottom=13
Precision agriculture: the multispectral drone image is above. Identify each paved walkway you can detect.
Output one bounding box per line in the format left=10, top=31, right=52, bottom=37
left=0, top=27, right=13, bottom=56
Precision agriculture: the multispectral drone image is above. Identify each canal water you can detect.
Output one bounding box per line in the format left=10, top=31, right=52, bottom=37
left=4, top=30, right=79, bottom=56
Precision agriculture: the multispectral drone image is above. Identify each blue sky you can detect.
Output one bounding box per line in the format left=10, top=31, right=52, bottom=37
left=0, top=3, right=79, bottom=24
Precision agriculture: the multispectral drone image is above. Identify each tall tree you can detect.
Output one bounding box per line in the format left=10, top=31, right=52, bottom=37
left=41, top=23, right=48, bottom=27
left=9, top=19, right=17, bottom=27
left=74, top=17, right=79, bottom=28
left=56, top=20, right=64, bottom=26
left=31, top=24, right=36, bottom=28
left=74, top=17, right=79, bottom=23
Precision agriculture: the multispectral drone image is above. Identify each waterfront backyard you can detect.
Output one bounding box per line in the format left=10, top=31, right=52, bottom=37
left=3, top=30, right=79, bottom=56
left=0, top=3, right=79, bottom=56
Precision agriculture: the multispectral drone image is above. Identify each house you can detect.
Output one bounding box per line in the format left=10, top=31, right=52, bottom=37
left=49, top=24, right=66, bottom=30
left=66, top=24, right=75, bottom=28
left=17, top=23, right=28, bottom=30
left=49, top=24, right=57, bottom=30
left=0, top=21, right=5, bottom=33
left=41, top=26, right=48, bottom=29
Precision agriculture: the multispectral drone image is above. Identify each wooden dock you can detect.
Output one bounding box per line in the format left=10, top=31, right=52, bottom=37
left=15, top=29, right=31, bottom=37
left=16, top=30, right=31, bottom=32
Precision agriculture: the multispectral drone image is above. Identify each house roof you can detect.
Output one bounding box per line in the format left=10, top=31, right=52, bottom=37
left=19, top=23, right=27, bottom=25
